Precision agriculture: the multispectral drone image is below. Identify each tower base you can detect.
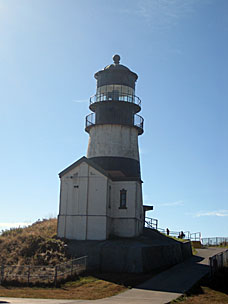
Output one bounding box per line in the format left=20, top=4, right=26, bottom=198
left=66, top=228, right=192, bottom=273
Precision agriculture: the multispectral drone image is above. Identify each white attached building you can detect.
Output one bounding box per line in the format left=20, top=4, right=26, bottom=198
left=57, top=157, right=144, bottom=240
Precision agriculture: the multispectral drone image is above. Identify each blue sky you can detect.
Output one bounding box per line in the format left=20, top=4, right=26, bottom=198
left=0, top=0, right=227, bottom=237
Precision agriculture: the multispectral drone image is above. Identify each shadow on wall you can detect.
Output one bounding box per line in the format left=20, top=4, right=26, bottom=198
left=89, top=254, right=208, bottom=295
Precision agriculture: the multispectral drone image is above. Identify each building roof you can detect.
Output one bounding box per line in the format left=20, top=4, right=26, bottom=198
left=59, top=156, right=110, bottom=178
left=59, top=156, right=143, bottom=183
left=104, top=63, right=130, bottom=71
left=143, top=205, right=154, bottom=211
left=94, top=54, right=138, bottom=83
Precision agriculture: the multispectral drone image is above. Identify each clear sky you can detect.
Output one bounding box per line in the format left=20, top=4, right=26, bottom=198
left=0, top=0, right=227, bottom=237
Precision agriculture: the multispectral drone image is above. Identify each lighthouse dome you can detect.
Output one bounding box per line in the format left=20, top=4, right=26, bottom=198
left=104, top=63, right=130, bottom=71
left=104, top=55, right=130, bottom=71
left=94, top=54, right=138, bottom=88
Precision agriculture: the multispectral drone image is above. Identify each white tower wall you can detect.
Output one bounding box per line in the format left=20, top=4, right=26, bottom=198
left=87, top=124, right=139, bottom=160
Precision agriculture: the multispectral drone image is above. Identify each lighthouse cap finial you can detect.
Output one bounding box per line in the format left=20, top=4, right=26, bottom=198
left=113, top=54, right=120, bottom=64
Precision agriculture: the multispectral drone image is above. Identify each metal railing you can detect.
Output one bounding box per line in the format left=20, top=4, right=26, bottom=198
left=201, top=237, right=228, bottom=246
left=90, top=93, right=141, bottom=106
left=0, top=256, right=87, bottom=286
left=134, top=114, right=144, bottom=132
left=85, top=113, right=144, bottom=134
left=209, top=249, right=228, bottom=276
left=157, top=228, right=190, bottom=240
left=190, top=232, right=201, bottom=242
left=144, top=218, right=202, bottom=242
left=85, top=113, right=95, bottom=128
left=145, top=217, right=158, bottom=230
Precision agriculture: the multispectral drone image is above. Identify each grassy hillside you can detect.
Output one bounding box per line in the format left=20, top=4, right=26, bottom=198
left=0, top=218, right=69, bottom=266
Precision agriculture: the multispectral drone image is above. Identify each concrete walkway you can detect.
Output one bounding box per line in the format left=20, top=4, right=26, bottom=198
left=0, top=247, right=225, bottom=304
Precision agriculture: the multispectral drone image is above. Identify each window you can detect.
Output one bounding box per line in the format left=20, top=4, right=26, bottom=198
left=119, top=189, right=127, bottom=209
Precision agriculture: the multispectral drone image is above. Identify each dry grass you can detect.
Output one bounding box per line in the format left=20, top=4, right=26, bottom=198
left=177, top=287, right=228, bottom=303
left=172, top=269, right=228, bottom=303
left=0, top=219, right=153, bottom=299
left=0, top=276, right=126, bottom=300
left=0, top=218, right=69, bottom=266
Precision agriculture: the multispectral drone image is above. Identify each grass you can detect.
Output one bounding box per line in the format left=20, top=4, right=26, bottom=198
left=0, top=218, right=69, bottom=266
left=0, top=272, right=156, bottom=300
left=0, top=219, right=200, bottom=300
left=171, top=269, right=228, bottom=303
left=0, top=218, right=156, bottom=299
left=0, top=275, right=127, bottom=300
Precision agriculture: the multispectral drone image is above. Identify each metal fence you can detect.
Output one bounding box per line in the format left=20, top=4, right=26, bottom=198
left=201, top=237, right=228, bottom=246
left=190, top=232, right=201, bottom=242
left=209, top=249, right=228, bottom=276
left=144, top=217, right=203, bottom=242
left=160, top=228, right=190, bottom=240
left=0, top=256, right=87, bottom=286
left=145, top=217, right=158, bottom=230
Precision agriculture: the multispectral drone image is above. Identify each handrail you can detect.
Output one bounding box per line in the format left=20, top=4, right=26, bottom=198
left=190, top=232, right=201, bottom=241
left=157, top=228, right=190, bottom=240
left=144, top=219, right=201, bottom=242
left=145, top=217, right=158, bottom=230
left=90, top=93, right=141, bottom=106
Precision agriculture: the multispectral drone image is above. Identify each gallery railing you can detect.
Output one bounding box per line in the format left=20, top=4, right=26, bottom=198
left=85, top=113, right=144, bottom=134
left=90, top=93, right=141, bottom=106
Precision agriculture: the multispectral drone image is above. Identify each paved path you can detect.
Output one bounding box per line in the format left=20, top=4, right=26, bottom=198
left=0, top=247, right=226, bottom=304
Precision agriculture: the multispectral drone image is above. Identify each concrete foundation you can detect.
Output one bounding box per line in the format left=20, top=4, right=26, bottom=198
left=66, top=228, right=192, bottom=273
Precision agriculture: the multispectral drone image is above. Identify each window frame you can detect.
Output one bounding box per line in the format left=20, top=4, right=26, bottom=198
left=119, top=188, right=127, bottom=209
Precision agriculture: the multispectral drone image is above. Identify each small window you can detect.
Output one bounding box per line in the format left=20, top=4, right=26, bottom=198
left=119, top=189, right=127, bottom=209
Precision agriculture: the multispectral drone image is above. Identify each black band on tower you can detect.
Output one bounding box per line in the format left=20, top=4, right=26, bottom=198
left=89, top=156, right=141, bottom=179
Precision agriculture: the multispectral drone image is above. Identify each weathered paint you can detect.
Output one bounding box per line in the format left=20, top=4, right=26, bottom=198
left=57, top=161, right=108, bottom=240
left=87, top=124, right=139, bottom=160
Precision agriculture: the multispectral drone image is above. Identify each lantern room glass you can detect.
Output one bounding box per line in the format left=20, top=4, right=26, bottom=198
left=96, top=85, right=135, bottom=103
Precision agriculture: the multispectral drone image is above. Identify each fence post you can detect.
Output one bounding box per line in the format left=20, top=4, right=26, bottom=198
left=27, top=265, right=30, bottom=286
left=0, top=265, right=4, bottom=284
left=54, top=266, right=58, bottom=286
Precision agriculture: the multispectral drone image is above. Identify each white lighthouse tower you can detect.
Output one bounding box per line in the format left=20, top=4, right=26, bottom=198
left=57, top=55, right=145, bottom=240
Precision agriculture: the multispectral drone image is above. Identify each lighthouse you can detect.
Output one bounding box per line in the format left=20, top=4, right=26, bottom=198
left=57, top=55, right=145, bottom=240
